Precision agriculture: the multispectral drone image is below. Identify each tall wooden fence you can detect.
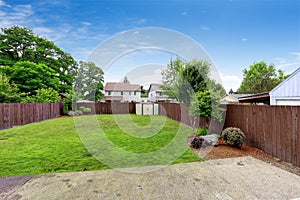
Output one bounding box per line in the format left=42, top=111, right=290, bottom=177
left=158, top=102, right=225, bottom=133
left=224, top=104, right=300, bottom=167
left=76, top=102, right=136, bottom=114
left=0, top=103, right=63, bottom=130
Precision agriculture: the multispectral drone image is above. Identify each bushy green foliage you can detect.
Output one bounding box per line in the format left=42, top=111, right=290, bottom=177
left=0, top=61, right=60, bottom=96
left=238, top=61, right=288, bottom=94
left=0, top=73, right=22, bottom=103
left=196, top=127, right=208, bottom=136
left=0, top=26, right=77, bottom=93
left=221, top=127, right=245, bottom=148
left=74, top=61, right=104, bottom=101
left=22, top=88, right=61, bottom=103
left=78, top=106, right=92, bottom=113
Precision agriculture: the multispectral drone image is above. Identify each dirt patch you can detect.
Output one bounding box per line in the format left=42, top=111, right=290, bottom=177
left=194, top=139, right=300, bottom=176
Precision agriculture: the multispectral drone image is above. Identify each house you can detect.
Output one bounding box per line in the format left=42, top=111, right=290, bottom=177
left=148, top=83, right=171, bottom=102
left=221, top=93, right=252, bottom=104
left=103, top=82, right=141, bottom=102
left=238, top=92, right=270, bottom=105
left=269, top=67, right=300, bottom=105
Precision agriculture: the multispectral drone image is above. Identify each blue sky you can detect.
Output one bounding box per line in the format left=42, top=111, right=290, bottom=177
left=1, top=0, right=299, bottom=92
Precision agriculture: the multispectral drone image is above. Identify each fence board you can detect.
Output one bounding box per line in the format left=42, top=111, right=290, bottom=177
left=224, top=104, right=300, bottom=167
left=0, top=103, right=62, bottom=130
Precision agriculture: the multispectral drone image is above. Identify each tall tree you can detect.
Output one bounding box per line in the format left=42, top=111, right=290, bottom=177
left=0, top=61, right=60, bottom=96
left=74, top=61, right=104, bottom=101
left=0, top=73, right=21, bottom=103
left=0, top=26, right=77, bottom=93
left=238, top=61, right=288, bottom=94
left=161, top=58, right=224, bottom=131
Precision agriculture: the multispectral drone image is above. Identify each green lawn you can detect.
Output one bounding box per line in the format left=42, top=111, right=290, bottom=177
left=0, top=114, right=202, bottom=177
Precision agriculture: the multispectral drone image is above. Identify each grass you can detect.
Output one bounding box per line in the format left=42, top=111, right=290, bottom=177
left=0, top=114, right=202, bottom=177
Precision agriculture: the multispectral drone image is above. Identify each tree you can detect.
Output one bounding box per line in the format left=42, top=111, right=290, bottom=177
left=238, top=61, right=288, bottom=94
left=0, top=26, right=77, bottom=93
left=23, top=88, right=61, bottom=103
left=161, top=58, right=224, bottom=132
left=161, top=58, right=225, bottom=106
left=0, top=73, right=21, bottom=103
left=74, top=61, right=104, bottom=101
left=123, top=76, right=130, bottom=83
left=0, top=61, right=60, bottom=96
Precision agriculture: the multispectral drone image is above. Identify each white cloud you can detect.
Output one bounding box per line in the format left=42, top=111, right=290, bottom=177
left=81, top=21, right=91, bottom=26
left=219, top=73, right=242, bottom=93
left=181, top=11, right=188, bottom=16
left=0, top=0, right=6, bottom=6
left=290, top=52, right=300, bottom=61
left=200, top=26, right=210, bottom=31
left=274, top=52, right=300, bottom=70
left=241, top=38, right=247, bottom=41
left=134, top=18, right=147, bottom=25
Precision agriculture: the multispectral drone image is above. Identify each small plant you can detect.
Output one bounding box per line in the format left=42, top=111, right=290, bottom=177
left=82, top=107, right=91, bottom=113
left=79, top=106, right=85, bottom=111
left=196, top=127, right=208, bottom=136
left=221, top=127, right=245, bottom=148
left=190, top=137, right=204, bottom=149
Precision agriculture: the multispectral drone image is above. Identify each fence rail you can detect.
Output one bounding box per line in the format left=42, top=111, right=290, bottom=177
left=0, top=103, right=62, bottom=130
left=224, top=104, right=300, bottom=167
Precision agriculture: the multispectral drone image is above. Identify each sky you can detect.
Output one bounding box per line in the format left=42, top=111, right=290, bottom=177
left=0, top=0, right=300, bottom=92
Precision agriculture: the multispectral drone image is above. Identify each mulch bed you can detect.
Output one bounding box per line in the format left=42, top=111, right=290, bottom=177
left=191, top=139, right=300, bottom=176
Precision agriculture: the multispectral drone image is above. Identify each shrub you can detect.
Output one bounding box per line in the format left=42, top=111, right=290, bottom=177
left=221, top=127, right=245, bottom=148
left=196, top=127, right=208, bottom=136
left=190, top=137, right=204, bottom=149
left=82, top=107, right=91, bottom=113
left=79, top=106, right=85, bottom=111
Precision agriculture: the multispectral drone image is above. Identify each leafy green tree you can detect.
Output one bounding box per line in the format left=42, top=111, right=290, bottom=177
left=190, top=90, right=223, bottom=131
left=0, top=73, right=21, bottom=103
left=238, top=61, right=288, bottom=94
left=23, top=88, right=61, bottom=103
left=0, top=61, right=60, bottom=96
left=161, top=58, right=224, bottom=132
left=161, top=58, right=225, bottom=106
left=74, top=61, right=104, bottom=101
left=0, top=26, right=77, bottom=93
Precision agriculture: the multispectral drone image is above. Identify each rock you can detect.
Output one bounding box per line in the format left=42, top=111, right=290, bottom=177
left=200, top=134, right=219, bottom=146
left=190, top=134, right=220, bottom=149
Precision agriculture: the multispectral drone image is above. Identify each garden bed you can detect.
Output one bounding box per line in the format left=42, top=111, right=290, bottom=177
left=193, top=139, right=300, bottom=176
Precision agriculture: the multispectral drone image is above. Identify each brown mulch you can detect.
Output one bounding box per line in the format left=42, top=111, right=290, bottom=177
left=193, top=139, right=300, bottom=176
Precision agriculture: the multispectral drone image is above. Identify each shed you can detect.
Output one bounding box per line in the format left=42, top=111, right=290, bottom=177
left=269, top=67, right=300, bottom=105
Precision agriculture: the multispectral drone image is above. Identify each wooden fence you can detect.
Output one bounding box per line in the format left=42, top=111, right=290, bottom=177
left=76, top=102, right=136, bottom=114
left=0, top=103, right=63, bottom=130
left=158, top=102, right=225, bottom=133
left=224, top=104, right=300, bottom=167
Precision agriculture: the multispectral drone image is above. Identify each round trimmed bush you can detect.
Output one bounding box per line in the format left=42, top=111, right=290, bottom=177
left=82, top=107, right=91, bottom=113
left=221, top=127, right=245, bottom=148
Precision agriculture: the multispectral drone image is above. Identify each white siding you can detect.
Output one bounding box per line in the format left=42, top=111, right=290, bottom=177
left=105, top=91, right=141, bottom=102
left=270, top=68, right=300, bottom=105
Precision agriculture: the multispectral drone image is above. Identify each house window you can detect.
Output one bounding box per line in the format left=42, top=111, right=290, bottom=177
left=134, top=91, right=136, bottom=95
left=108, top=91, right=111, bottom=95
left=121, top=91, right=123, bottom=95
left=129, top=92, right=131, bottom=95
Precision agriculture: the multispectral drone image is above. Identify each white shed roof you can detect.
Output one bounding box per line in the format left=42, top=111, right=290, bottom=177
left=270, top=67, right=300, bottom=98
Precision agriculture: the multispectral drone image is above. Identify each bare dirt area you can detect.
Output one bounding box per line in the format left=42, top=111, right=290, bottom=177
left=198, top=139, right=300, bottom=176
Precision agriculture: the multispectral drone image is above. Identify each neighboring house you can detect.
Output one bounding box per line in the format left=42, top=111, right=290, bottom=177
left=238, top=92, right=270, bottom=105
left=221, top=93, right=252, bottom=104
left=103, top=82, right=141, bottom=102
left=269, top=67, right=300, bottom=105
left=148, top=83, right=171, bottom=102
